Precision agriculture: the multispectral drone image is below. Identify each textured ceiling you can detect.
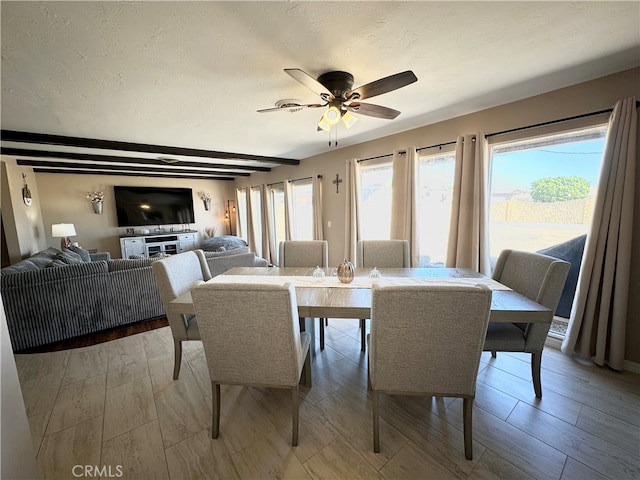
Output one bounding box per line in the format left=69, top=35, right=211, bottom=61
left=2, top=1, right=639, bottom=167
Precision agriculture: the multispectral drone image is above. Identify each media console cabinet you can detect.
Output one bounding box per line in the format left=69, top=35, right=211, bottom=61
left=120, top=231, right=197, bottom=259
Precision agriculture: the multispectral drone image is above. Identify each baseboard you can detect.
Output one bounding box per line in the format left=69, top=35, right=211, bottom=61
left=623, top=360, right=640, bottom=374
left=545, top=336, right=563, bottom=350
left=545, top=335, right=640, bottom=374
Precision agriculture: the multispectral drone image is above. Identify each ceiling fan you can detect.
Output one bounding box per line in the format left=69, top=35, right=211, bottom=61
left=258, top=68, right=417, bottom=132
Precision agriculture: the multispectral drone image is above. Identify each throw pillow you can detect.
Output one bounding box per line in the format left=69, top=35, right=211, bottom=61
left=45, top=259, right=69, bottom=268
left=55, top=250, right=84, bottom=265
left=67, top=245, right=92, bottom=262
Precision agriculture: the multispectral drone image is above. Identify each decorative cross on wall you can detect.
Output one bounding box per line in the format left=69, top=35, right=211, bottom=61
left=333, top=173, right=343, bottom=194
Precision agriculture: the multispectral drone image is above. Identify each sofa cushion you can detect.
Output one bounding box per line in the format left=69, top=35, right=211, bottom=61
left=67, top=245, right=92, bottom=262
left=46, top=259, right=70, bottom=268
left=106, top=258, right=159, bottom=272
left=1, top=247, right=62, bottom=275
left=200, top=235, right=248, bottom=252
left=1, top=260, right=110, bottom=287
left=203, top=246, right=250, bottom=258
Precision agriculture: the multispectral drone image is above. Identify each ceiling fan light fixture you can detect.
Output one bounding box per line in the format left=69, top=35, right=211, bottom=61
left=317, top=117, right=332, bottom=132
left=322, top=105, right=341, bottom=125
left=341, top=110, right=358, bottom=129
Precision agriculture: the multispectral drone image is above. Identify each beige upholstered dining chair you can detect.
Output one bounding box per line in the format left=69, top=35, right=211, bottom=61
left=356, top=239, right=410, bottom=351
left=279, top=240, right=329, bottom=350
left=368, top=283, right=492, bottom=459
left=484, top=249, right=570, bottom=398
left=152, top=249, right=211, bottom=379
left=191, top=282, right=312, bottom=446
left=356, top=239, right=410, bottom=269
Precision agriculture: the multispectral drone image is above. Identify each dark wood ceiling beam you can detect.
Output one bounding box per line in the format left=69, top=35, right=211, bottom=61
left=1, top=130, right=300, bottom=166
left=3, top=147, right=271, bottom=172
left=32, top=168, right=235, bottom=180
left=16, top=159, right=250, bottom=176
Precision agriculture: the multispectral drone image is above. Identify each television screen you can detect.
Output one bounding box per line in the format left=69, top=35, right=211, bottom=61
left=114, top=186, right=195, bottom=227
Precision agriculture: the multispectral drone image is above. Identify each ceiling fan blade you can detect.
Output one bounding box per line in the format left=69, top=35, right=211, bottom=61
left=348, top=102, right=401, bottom=120
left=284, top=68, right=333, bottom=100
left=257, top=103, right=324, bottom=113
left=348, top=70, right=417, bottom=101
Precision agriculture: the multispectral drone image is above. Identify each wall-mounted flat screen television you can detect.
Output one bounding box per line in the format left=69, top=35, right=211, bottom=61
left=114, top=186, right=195, bottom=227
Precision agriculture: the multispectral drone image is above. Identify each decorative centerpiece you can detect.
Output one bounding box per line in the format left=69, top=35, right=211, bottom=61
left=337, top=259, right=355, bottom=284
left=87, top=191, right=104, bottom=214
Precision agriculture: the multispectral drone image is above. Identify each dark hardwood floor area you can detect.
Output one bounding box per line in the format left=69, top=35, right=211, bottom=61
left=16, top=317, right=168, bottom=354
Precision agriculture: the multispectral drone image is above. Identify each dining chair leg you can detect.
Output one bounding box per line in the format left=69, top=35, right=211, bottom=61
left=491, top=351, right=497, bottom=358
left=319, top=318, right=325, bottom=350
left=463, top=396, right=473, bottom=460
left=531, top=351, right=543, bottom=398
left=373, top=390, right=380, bottom=453
left=211, top=382, right=221, bottom=439
left=292, top=386, right=299, bottom=446
left=303, top=350, right=312, bottom=387
left=173, top=339, right=183, bottom=380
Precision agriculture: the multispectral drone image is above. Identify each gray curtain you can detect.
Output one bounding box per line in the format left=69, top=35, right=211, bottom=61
left=283, top=180, right=293, bottom=241
left=446, top=134, right=491, bottom=274
left=344, top=158, right=361, bottom=262
left=562, top=97, right=637, bottom=370
left=390, top=147, right=419, bottom=266
left=312, top=175, right=324, bottom=241
left=259, top=184, right=276, bottom=264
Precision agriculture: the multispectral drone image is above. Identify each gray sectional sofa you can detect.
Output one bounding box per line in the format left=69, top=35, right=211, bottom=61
left=1, top=246, right=268, bottom=351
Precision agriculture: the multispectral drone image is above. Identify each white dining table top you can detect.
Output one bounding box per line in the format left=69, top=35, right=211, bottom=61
left=168, top=266, right=552, bottom=324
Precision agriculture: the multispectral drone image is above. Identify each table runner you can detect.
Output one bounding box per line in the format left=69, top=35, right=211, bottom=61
left=208, top=275, right=511, bottom=291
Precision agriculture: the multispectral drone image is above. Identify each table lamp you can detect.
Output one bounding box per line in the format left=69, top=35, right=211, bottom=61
left=52, top=223, right=76, bottom=250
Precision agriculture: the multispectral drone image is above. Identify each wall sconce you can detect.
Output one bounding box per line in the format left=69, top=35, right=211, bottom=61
left=199, top=192, right=211, bottom=211
left=224, top=200, right=236, bottom=235
left=52, top=223, right=76, bottom=250
left=87, top=191, right=104, bottom=214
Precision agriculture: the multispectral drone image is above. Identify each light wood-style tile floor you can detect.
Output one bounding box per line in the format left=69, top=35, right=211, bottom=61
left=15, top=319, right=640, bottom=480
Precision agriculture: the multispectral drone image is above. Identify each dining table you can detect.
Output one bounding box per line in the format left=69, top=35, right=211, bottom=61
left=168, top=266, right=552, bottom=352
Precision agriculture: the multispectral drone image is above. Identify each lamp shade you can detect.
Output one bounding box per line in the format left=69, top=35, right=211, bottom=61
left=52, top=223, right=76, bottom=237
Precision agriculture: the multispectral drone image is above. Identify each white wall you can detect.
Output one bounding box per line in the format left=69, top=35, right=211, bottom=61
left=0, top=160, right=46, bottom=262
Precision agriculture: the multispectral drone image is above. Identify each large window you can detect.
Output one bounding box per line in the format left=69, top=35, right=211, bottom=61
left=289, top=179, right=313, bottom=240
left=249, top=187, right=263, bottom=257
left=488, top=125, right=607, bottom=333
left=236, top=188, right=248, bottom=241
left=270, top=183, right=286, bottom=264
left=360, top=161, right=392, bottom=240
left=416, top=151, right=456, bottom=266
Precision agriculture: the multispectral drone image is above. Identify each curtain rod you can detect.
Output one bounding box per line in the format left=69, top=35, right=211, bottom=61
left=356, top=100, right=639, bottom=164
left=288, top=174, right=322, bottom=183
left=265, top=174, right=322, bottom=187
left=486, top=101, right=639, bottom=138
left=485, top=108, right=613, bottom=139
left=358, top=139, right=460, bottom=163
